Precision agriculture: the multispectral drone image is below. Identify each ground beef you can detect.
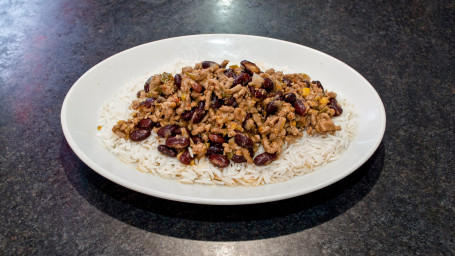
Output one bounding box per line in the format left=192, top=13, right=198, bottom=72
left=112, top=60, right=344, bottom=168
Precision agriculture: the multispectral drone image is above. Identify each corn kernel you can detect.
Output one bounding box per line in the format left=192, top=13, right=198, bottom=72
left=319, top=97, right=329, bottom=105
left=302, top=88, right=311, bottom=96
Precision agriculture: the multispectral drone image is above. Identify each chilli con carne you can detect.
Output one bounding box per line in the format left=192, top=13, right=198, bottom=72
left=112, top=60, right=343, bottom=168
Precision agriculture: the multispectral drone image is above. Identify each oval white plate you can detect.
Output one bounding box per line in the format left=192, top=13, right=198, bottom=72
left=61, top=34, right=386, bottom=205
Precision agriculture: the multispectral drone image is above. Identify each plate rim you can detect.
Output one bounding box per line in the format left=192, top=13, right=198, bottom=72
left=61, top=34, right=386, bottom=205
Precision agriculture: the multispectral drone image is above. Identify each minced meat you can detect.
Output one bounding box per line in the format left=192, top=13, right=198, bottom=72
left=112, top=60, right=343, bottom=168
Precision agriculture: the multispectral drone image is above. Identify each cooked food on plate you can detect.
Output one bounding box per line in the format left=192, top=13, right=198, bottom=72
left=98, top=60, right=358, bottom=186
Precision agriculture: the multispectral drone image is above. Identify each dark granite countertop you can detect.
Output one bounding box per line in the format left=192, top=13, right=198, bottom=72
left=1, top=0, right=454, bottom=255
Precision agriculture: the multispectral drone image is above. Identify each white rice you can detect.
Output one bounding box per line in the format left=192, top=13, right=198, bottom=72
left=97, top=60, right=359, bottom=186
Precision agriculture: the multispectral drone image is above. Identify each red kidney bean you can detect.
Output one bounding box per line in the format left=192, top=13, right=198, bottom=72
left=211, top=94, right=222, bottom=109
left=254, top=88, right=267, bottom=100
left=157, top=124, right=180, bottom=138
left=206, top=144, right=224, bottom=156
left=144, top=77, right=152, bottom=92
left=191, top=110, right=206, bottom=124
left=181, top=109, right=195, bottom=121
left=209, top=134, right=225, bottom=144
left=191, top=81, right=203, bottom=93
left=174, top=74, right=182, bottom=89
left=232, top=154, right=247, bottom=163
left=174, top=127, right=182, bottom=134
left=202, top=61, right=217, bottom=69
left=194, top=101, right=205, bottom=112
left=130, top=129, right=151, bottom=141
left=157, top=145, right=177, bottom=157
left=268, top=90, right=283, bottom=99
left=209, top=154, right=230, bottom=168
left=312, top=80, right=323, bottom=90
left=191, top=101, right=206, bottom=123
left=266, top=101, right=278, bottom=115
left=240, top=60, right=260, bottom=75
left=138, top=97, right=157, bottom=108
left=224, top=97, right=238, bottom=107
left=262, top=77, right=274, bottom=92
left=178, top=150, right=193, bottom=165
left=137, top=118, right=154, bottom=129
left=233, top=72, right=250, bottom=85
left=329, top=98, right=343, bottom=116
left=249, top=147, right=255, bottom=157
left=234, top=134, right=253, bottom=149
left=191, top=136, right=203, bottom=144
left=293, top=99, right=307, bottom=116
left=247, top=85, right=255, bottom=95
left=253, top=152, right=277, bottom=166
left=282, top=77, right=292, bottom=87
left=165, top=136, right=190, bottom=148
left=284, top=93, right=297, bottom=104
left=224, top=68, right=235, bottom=78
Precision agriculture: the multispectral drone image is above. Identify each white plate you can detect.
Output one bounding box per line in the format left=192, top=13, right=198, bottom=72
left=61, top=34, right=386, bottom=205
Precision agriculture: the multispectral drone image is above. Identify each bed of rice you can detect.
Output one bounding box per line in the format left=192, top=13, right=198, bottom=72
left=97, top=60, right=359, bottom=186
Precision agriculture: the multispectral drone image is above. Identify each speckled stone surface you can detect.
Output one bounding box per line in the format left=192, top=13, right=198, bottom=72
left=0, top=0, right=454, bottom=255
